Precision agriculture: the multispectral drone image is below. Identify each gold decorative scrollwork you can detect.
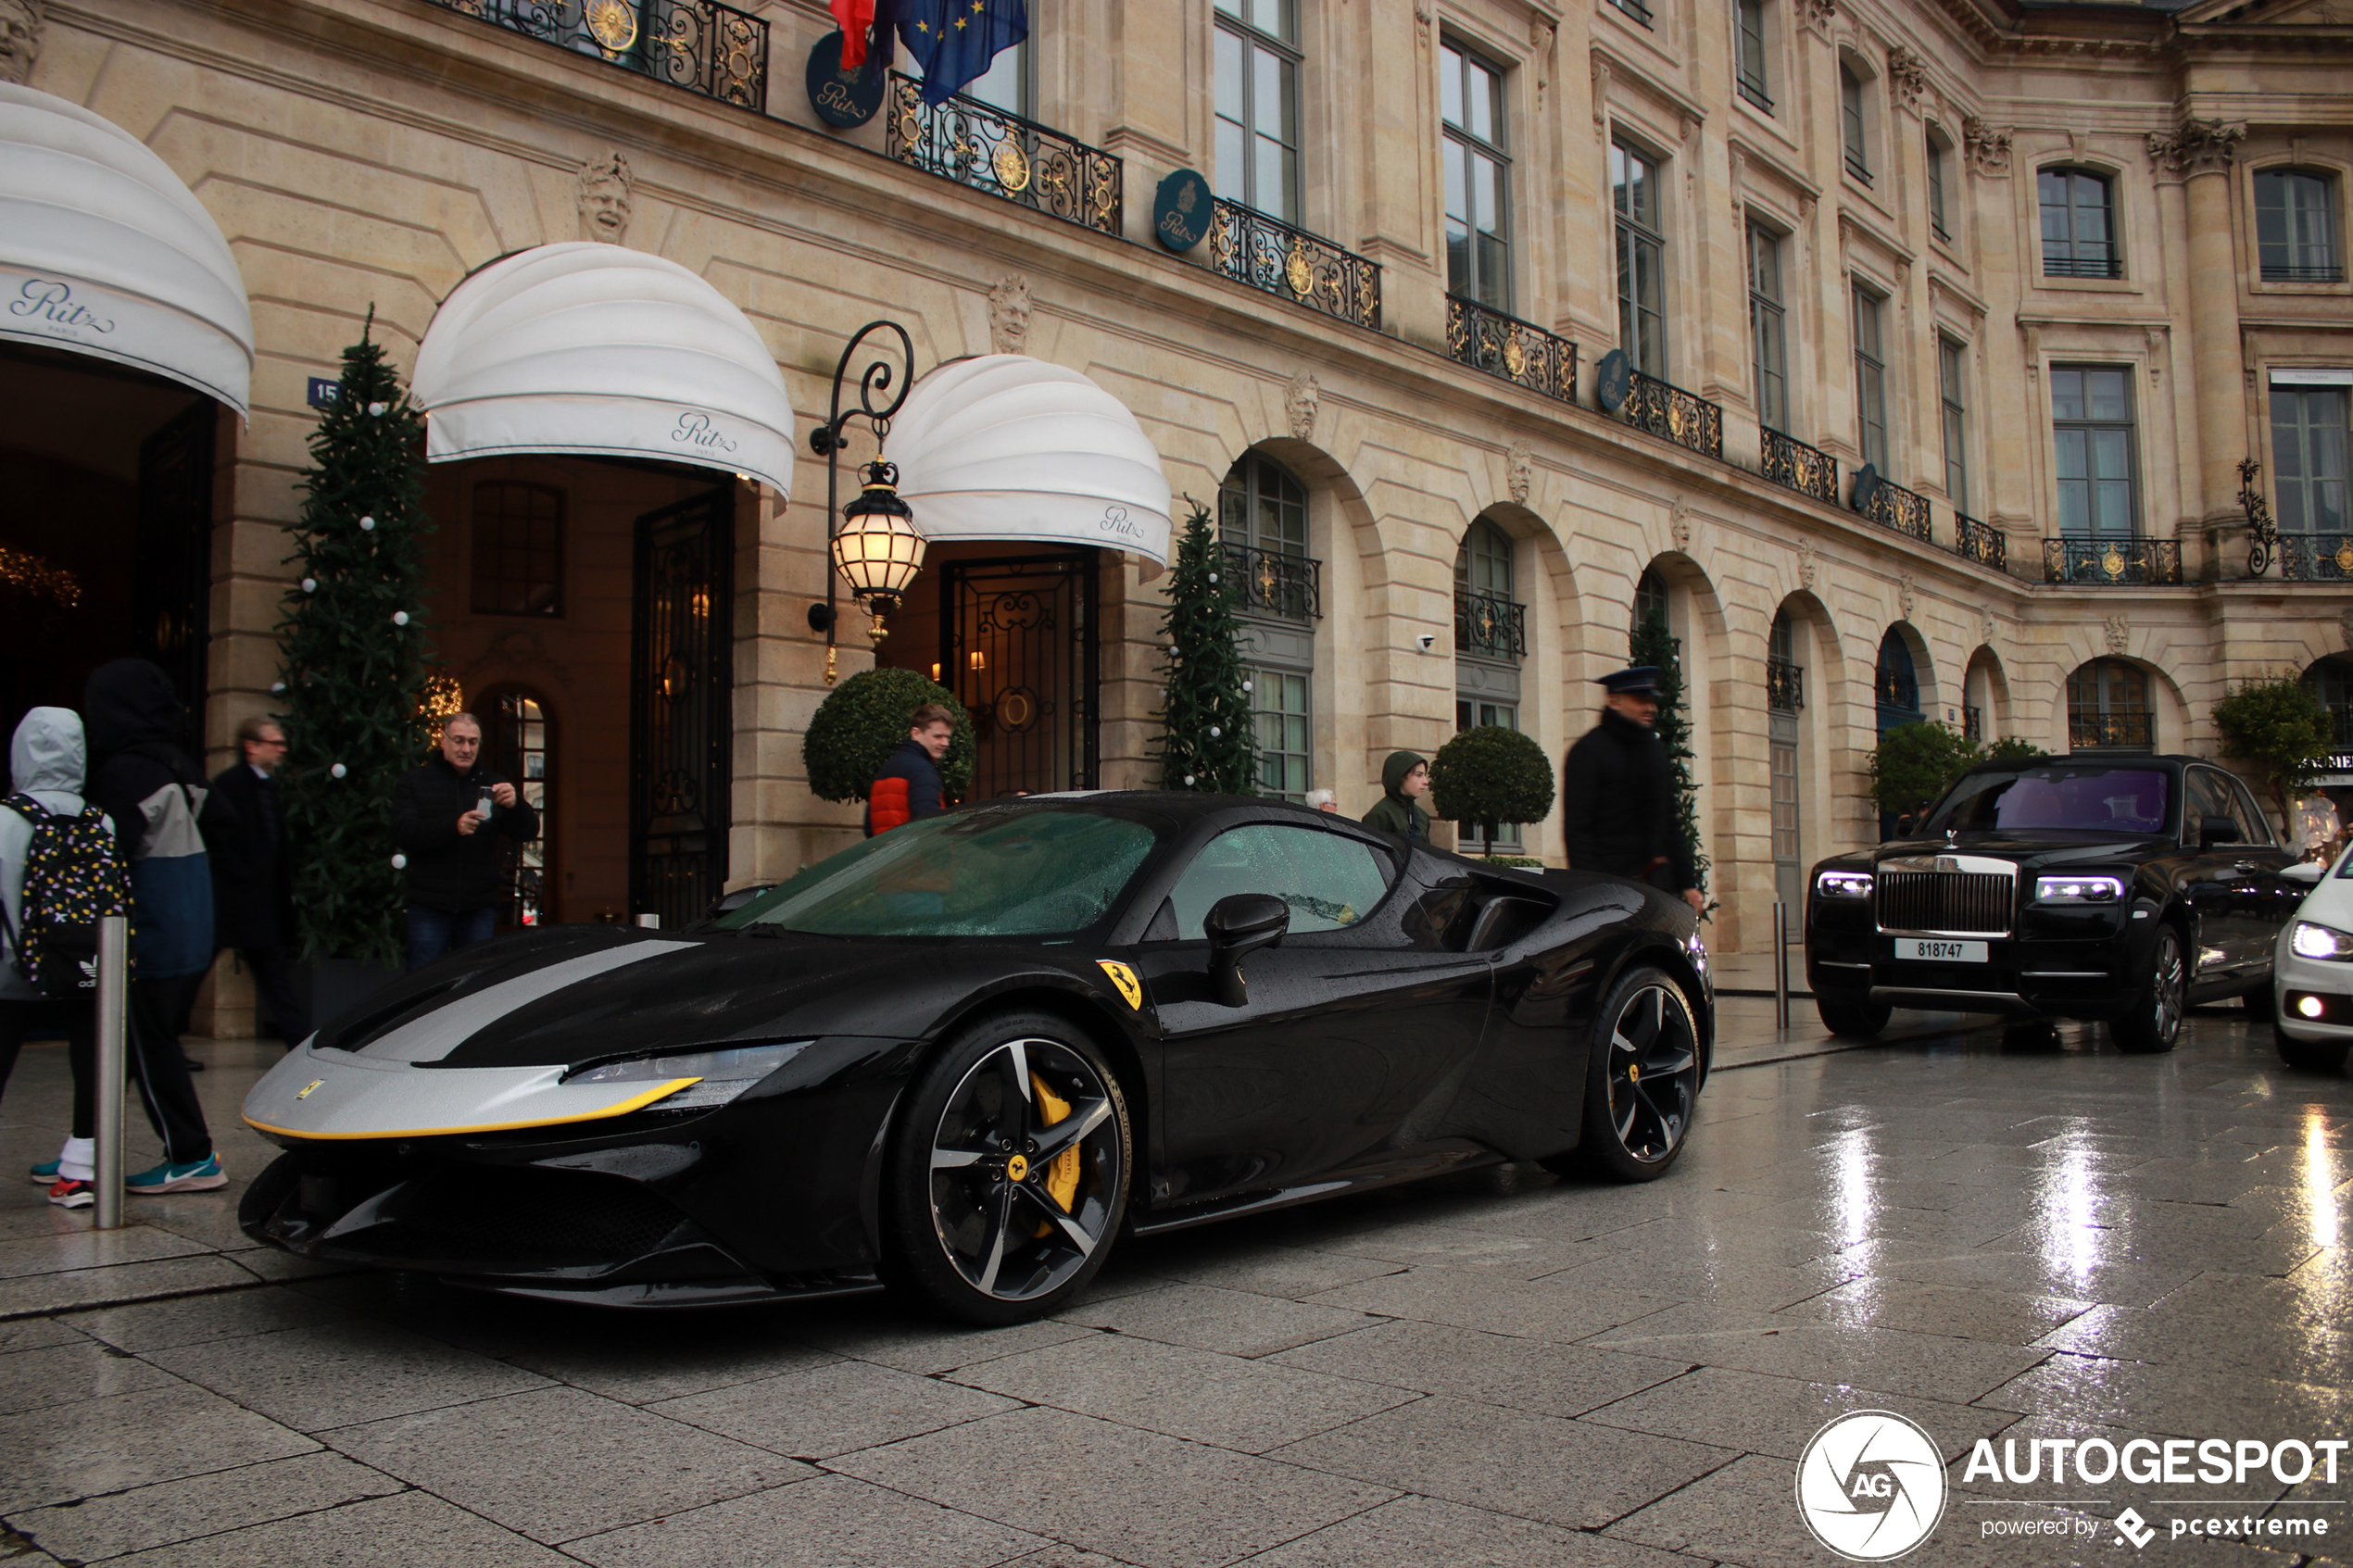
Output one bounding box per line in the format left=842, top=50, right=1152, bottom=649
left=585, top=0, right=637, bottom=55
left=992, top=137, right=1031, bottom=192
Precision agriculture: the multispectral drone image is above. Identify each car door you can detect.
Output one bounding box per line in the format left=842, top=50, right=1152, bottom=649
left=2220, top=772, right=2297, bottom=966
left=2178, top=769, right=2247, bottom=984
left=1132, top=822, right=1494, bottom=1208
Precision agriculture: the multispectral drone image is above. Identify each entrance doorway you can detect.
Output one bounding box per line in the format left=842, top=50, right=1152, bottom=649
left=0, top=344, right=219, bottom=742
left=631, top=486, right=735, bottom=929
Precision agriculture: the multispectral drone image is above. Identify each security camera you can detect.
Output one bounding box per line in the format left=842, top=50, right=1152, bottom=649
left=1416, top=633, right=1436, bottom=651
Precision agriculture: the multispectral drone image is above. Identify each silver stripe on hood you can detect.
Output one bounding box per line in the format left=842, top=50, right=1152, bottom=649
left=354, top=939, right=698, bottom=1063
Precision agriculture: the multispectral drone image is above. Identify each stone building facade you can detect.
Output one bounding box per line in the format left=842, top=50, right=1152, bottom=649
left=2, top=0, right=2349, bottom=1032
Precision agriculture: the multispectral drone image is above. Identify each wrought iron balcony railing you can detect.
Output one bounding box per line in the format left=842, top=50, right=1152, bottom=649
left=1454, top=589, right=1527, bottom=661
left=1767, top=657, right=1804, bottom=713
left=1618, top=369, right=1724, bottom=460
left=1963, top=706, right=1983, bottom=742
left=2070, top=711, right=2157, bottom=751
left=2044, top=536, right=2184, bottom=585
left=1955, top=513, right=2007, bottom=571
left=887, top=77, right=1121, bottom=235
left=1862, top=477, right=1931, bottom=542
left=2280, top=534, right=2353, bottom=581
left=1222, top=542, right=1323, bottom=622
left=433, top=0, right=767, bottom=109
left=1760, top=428, right=1839, bottom=506
left=1446, top=298, right=1579, bottom=405
left=2044, top=251, right=2123, bottom=280
left=1208, top=201, right=1381, bottom=331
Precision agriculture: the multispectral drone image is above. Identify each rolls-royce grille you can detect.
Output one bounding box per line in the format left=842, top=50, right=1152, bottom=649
left=1877, top=871, right=2014, bottom=935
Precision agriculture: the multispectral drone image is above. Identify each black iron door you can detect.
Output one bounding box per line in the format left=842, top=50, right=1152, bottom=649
left=134, top=399, right=216, bottom=727
left=630, top=483, right=735, bottom=928
left=942, top=552, right=1098, bottom=799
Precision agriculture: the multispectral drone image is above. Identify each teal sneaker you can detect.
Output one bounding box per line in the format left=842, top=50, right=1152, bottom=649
left=28, top=1159, right=57, bottom=1185
left=126, top=1156, right=227, bottom=1194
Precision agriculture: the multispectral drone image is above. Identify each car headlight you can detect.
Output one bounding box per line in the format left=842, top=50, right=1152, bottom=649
left=2291, top=922, right=2353, bottom=962
left=564, top=1040, right=812, bottom=1111
left=2033, top=874, right=2126, bottom=905
left=1816, top=870, right=1873, bottom=900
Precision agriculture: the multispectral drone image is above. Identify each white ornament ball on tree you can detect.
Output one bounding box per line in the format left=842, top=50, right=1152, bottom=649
left=301, top=578, right=317, bottom=594
left=359, top=516, right=375, bottom=532
left=330, top=762, right=347, bottom=779
left=392, top=610, right=409, bottom=626
left=271, top=682, right=286, bottom=695
left=390, top=854, right=407, bottom=870
left=1185, top=774, right=1196, bottom=786
left=367, top=401, right=388, bottom=416
left=1209, top=725, right=1221, bottom=738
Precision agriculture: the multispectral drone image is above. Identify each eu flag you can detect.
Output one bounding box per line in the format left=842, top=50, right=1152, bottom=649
left=897, top=0, right=1028, bottom=106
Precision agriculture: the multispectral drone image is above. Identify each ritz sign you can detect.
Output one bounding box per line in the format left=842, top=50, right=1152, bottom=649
left=9, top=278, right=117, bottom=337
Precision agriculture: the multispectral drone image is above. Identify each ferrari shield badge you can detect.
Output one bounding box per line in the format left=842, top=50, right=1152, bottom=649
left=1096, top=960, right=1143, bottom=1010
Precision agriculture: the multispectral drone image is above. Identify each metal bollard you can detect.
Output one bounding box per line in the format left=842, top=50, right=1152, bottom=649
left=93, top=914, right=129, bottom=1231
left=635, top=913, right=661, bottom=930
left=1771, top=902, right=1791, bottom=1033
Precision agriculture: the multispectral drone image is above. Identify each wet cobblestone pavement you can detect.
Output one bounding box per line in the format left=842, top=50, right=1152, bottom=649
left=0, top=1001, right=2347, bottom=1567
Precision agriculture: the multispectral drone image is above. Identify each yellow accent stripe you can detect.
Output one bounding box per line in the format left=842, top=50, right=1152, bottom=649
left=243, top=1077, right=704, bottom=1142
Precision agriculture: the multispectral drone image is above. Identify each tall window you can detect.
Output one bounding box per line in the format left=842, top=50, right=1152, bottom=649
left=1214, top=0, right=1300, bottom=221
left=478, top=687, right=551, bottom=926
left=470, top=483, right=563, bottom=617
left=2256, top=169, right=2343, bottom=283
left=1251, top=670, right=1312, bottom=801
left=1852, top=286, right=1887, bottom=471
left=1614, top=142, right=1667, bottom=377
left=1456, top=517, right=1513, bottom=598
left=1748, top=223, right=1788, bottom=432
left=1940, top=337, right=1969, bottom=509
left=2271, top=384, right=2350, bottom=535
left=1769, top=610, right=1801, bottom=905
left=2051, top=368, right=2139, bottom=537
left=1441, top=44, right=1511, bottom=309
left=1875, top=629, right=1920, bottom=725
left=1222, top=452, right=1313, bottom=800
left=1736, top=0, right=1772, bottom=110
left=1840, top=66, right=1870, bottom=184
left=900, top=40, right=1029, bottom=116
left=1926, top=130, right=1953, bottom=241
left=1219, top=450, right=1307, bottom=558
left=2039, top=169, right=2120, bottom=279
left=2068, top=659, right=2151, bottom=751
left=1634, top=567, right=1671, bottom=644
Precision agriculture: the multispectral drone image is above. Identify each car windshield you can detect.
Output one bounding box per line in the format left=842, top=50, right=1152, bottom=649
left=1925, top=765, right=2171, bottom=836
left=716, top=808, right=1164, bottom=938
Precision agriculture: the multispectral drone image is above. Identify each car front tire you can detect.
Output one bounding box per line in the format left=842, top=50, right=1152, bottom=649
left=2111, top=924, right=2186, bottom=1055
left=1547, top=965, right=1702, bottom=1184
left=880, top=1011, right=1133, bottom=1325
left=2274, top=1022, right=2349, bottom=1073
left=1816, top=989, right=1891, bottom=1039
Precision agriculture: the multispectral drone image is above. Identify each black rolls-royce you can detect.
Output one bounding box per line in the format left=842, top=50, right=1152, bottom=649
left=1806, top=754, right=2304, bottom=1052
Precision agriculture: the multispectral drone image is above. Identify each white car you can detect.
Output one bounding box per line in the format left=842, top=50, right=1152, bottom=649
left=2271, top=849, right=2352, bottom=1072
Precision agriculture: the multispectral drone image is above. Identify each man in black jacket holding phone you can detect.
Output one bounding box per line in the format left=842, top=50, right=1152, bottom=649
left=389, top=712, right=538, bottom=970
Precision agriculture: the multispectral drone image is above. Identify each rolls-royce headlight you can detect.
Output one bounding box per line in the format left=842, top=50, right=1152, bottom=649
left=2291, top=921, right=2353, bottom=962
left=565, top=1040, right=812, bottom=1111
left=2034, top=874, right=2126, bottom=904
left=1816, top=871, right=1873, bottom=900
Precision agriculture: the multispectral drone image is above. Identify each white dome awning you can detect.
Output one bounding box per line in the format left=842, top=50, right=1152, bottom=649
left=887, top=355, right=1174, bottom=566
left=411, top=243, right=797, bottom=497
left=0, top=84, right=254, bottom=414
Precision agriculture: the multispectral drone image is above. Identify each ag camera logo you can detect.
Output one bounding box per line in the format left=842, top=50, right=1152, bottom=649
left=1796, top=1411, right=1949, bottom=1562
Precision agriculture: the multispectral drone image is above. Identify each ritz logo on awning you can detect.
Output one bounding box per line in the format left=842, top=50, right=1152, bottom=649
left=670, top=409, right=739, bottom=455
left=10, top=278, right=116, bottom=335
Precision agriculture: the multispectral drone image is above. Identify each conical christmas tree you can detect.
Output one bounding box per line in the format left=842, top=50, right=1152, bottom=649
left=276, top=319, right=433, bottom=965
left=1630, top=611, right=1710, bottom=909
left=1151, top=501, right=1256, bottom=793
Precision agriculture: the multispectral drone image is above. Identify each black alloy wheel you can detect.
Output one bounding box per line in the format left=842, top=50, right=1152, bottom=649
left=882, top=1011, right=1131, bottom=1324
left=2274, top=1022, right=2350, bottom=1073
left=1552, top=965, right=1702, bottom=1183
left=2112, top=924, right=2186, bottom=1055
left=1816, top=988, right=1892, bottom=1040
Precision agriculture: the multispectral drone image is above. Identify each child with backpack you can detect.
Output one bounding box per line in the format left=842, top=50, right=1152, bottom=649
left=0, top=708, right=119, bottom=1206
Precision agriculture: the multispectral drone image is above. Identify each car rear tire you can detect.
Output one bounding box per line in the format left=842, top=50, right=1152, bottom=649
left=2274, top=1022, right=2349, bottom=1073
left=1547, top=965, right=1702, bottom=1184
left=1816, top=989, right=1891, bottom=1039
left=2111, top=924, right=2186, bottom=1055
left=880, top=1011, right=1132, bottom=1325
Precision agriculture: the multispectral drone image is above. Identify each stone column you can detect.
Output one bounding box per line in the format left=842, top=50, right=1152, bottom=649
left=2149, top=118, right=2247, bottom=529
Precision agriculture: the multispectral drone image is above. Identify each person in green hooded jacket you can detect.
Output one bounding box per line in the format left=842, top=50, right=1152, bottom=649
left=1361, top=750, right=1432, bottom=839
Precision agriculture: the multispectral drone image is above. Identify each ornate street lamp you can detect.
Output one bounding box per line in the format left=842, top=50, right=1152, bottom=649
left=807, top=320, right=920, bottom=683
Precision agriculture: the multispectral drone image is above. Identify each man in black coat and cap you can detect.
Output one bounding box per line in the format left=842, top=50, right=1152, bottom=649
left=389, top=712, right=538, bottom=970
left=1561, top=666, right=1704, bottom=915
left=202, top=715, right=312, bottom=1047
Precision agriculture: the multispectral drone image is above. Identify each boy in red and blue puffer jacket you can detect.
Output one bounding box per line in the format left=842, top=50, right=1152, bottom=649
left=865, top=704, right=953, bottom=835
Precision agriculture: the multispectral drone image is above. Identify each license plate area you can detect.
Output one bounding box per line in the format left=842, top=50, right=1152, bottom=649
left=1895, top=938, right=1988, bottom=963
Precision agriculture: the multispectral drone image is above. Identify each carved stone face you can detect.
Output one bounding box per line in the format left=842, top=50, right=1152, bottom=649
left=579, top=183, right=629, bottom=241
left=0, top=0, right=43, bottom=87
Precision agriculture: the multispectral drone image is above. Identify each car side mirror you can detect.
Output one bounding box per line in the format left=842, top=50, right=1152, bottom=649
left=1204, top=893, right=1289, bottom=1008
left=2284, top=860, right=2326, bottom=886
left=2199, top=814, right=2242, bottom=848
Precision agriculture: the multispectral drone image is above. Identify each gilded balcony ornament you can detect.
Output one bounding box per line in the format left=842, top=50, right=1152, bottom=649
left=884, top=75, right=1125, bottom=236
left=585, top=0, right=637, bottom=55
left=992, top=136, right=1030, bottom=193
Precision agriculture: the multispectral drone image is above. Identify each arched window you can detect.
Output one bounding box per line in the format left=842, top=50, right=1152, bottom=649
left=470, top=483, right=564, bottom=617
left=1875, top=628, right=1920, bottom=730
left=1220, top=453, right=1314, bottom=800
left=2039, top=169, right=2120, bottom=279
left=2256, top=168, right=2341, bottom=283
left=476, top=686, right=552, bottom=925
left=2068, top=659, right=2152, bottom=751
left=1633, top=566, right=1669, bottom=637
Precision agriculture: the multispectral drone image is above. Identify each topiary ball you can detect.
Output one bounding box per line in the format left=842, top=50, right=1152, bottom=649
left=802, top=667, right=976, bottom=804
left=1429, top=725, right=1556, bottom=830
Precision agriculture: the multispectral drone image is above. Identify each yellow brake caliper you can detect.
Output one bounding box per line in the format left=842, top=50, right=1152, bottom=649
left=1029, top=1072, right=1082, bottom=1234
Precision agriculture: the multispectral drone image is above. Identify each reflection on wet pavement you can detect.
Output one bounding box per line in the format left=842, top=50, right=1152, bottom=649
left=0, top=1005, right=2346, bottom=1565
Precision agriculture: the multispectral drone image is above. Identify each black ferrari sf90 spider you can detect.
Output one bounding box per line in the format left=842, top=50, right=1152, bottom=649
left=242, top=793, right=1713, bottom=1323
